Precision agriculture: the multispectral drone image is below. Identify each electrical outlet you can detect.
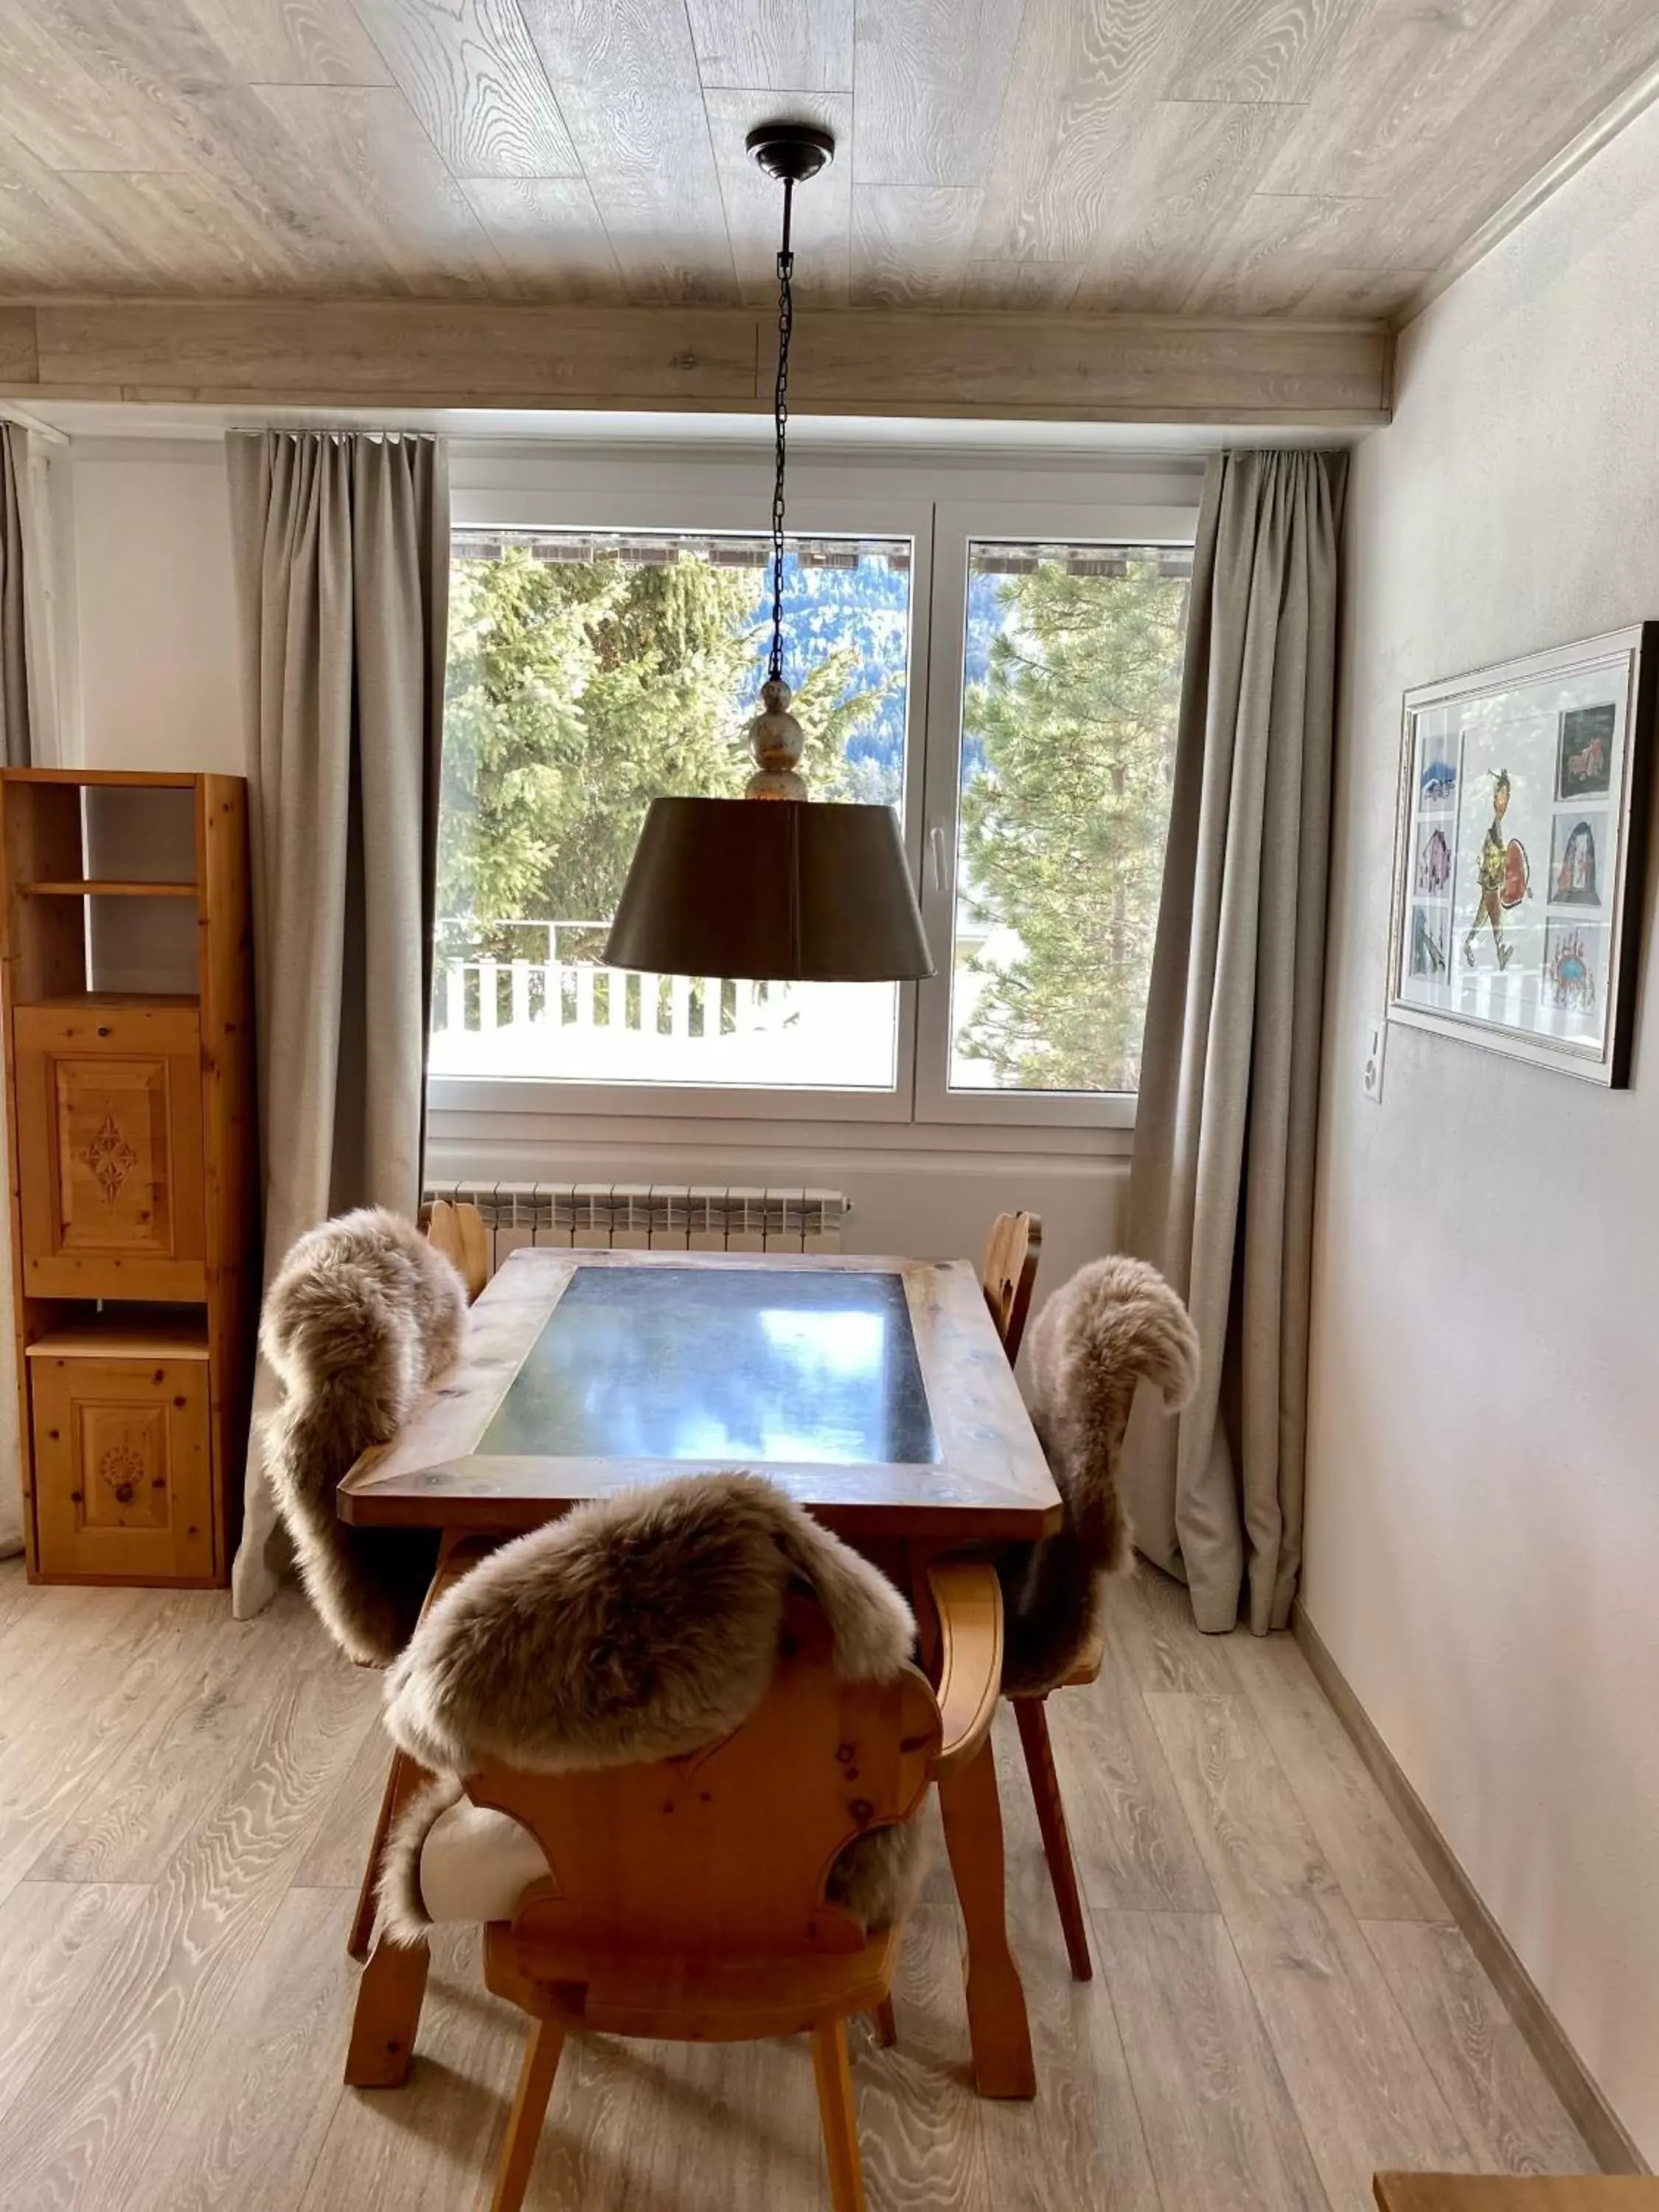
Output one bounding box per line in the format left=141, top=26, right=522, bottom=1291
left=1363, top=1018, right=1386, bottom=1103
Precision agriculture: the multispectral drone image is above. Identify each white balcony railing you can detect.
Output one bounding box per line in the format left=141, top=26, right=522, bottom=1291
left=429, top=918, right=896, bottom=1087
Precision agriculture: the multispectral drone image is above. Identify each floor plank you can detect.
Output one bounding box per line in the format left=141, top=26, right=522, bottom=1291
left=857, top=1899, right=991, bottom=2210
left=121, top=1886, right=354, bottom=2212
left=1107, top=1566, right=1243, bottom=1697
left=0, top=1664, right=378, bottom=2212
left=0, top=1882, right=150, bottom=2134
left=980, top=1790, right=1161, bottom=2211
left=1363, top=1919, right=1594, bottom=2177
left=298, top=1926, right=518, bottom=2212
left=1092, top=1908, right=1331, bottom=2212
left=32, top=1592, right=362, bottom=1887
left=1147, top=1690, right=1475, bottom=2209
left=1037, top=1658, right=1219, bottom=1913
left=1224, top=1626, right=1446, bottom=1922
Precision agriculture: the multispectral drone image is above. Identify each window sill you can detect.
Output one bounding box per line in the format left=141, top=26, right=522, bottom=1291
left=426, top=1073, right=1135, bottom=1150
left=425, top=1089, right=1135, bottom=1164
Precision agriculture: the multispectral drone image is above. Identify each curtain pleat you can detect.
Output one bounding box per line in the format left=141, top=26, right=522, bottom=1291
left=0, top=425, right=29, bottom=770
left=0, top=425, right=29, bottom=1559
left=1125, top=448, right=1346, bottom=1635
left=226, top=430, right=449, bottom=1618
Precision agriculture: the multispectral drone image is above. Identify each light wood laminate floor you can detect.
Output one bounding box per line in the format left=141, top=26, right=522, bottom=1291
left=0, top=1559, right=1592, bottom=2211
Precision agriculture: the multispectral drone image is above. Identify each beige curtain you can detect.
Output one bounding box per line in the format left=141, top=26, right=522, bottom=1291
left=226, top=431, right=449, bottom=1618
left=0, top=425, right=29, bottom=771
left=0, top=425, right=29, bottom=1557
left=1125, top=449, right=1346, bottom=1635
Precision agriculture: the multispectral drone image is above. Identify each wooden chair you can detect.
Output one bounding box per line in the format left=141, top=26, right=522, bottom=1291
left=425, top=1196, right=490, bottom=1303
left=425, top=1565, right=1001, bottom=2212
left=980, top=1210, right=1097, bottom=1983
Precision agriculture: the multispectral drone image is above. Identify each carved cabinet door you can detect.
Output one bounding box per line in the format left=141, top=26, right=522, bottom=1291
left=14, top=1005, right=207, bottom=1299
left=29, top=1353, right=215, bottom=1583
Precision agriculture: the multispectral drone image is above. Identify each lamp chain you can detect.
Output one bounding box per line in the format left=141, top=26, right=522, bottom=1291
left=768, top=176, right=794, bottom=684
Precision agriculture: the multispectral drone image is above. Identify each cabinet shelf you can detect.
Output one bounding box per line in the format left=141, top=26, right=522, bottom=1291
left=21, top=990, right=200, bottom=1011
left=26, top=1307, right=210, bottom=1361
left=21, top=880, right=198, bottom=897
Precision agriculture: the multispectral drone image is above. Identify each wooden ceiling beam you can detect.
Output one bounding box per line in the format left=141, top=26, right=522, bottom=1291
left=0, top=300, right=1390, bottom=425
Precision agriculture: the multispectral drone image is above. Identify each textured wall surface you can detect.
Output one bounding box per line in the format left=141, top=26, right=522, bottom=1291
left=1307, top=100, right=1659, bottom=2161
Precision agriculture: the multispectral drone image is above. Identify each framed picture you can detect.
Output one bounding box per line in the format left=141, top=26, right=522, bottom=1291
left=1387, top=623, right=1655, bottom=1085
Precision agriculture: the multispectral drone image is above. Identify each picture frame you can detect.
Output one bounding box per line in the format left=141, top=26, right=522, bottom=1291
left=1386, top=622, right=1656, bottom=1085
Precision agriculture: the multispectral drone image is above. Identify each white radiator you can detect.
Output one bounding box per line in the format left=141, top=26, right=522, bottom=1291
left=422, top=1181, right=846, bottom=1276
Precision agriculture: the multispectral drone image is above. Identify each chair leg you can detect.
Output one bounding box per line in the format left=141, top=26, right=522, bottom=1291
left=810, top=2018, right=867, bottom=2212
left=873, top=1996, right=897, bottom=2048
left=1013, top=1696, right=1093, bottom=1982
left=492, top=2018, right=566, bottom=2212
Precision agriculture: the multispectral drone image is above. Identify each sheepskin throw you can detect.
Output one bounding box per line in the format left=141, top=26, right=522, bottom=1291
left=1001, top=1255, right=1200, bottom=1694
left=261, top=1207, right=467, bottom=1666
left=379, top=1471, right=922, bottom=1943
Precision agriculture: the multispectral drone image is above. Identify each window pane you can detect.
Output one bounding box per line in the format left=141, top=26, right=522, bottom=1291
left=433, top=529, right=912, bottom=1090
left=949, top=541, right=1192, bottom=1096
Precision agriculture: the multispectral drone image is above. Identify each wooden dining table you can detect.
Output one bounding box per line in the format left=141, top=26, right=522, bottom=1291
left=337, top=1244, right=1063, bottom=2101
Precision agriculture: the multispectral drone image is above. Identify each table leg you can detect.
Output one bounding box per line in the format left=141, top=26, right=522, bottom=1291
left=345, top=1929, right=431, bottom=2088
left=936, top=1731, right=1036, bottom=2099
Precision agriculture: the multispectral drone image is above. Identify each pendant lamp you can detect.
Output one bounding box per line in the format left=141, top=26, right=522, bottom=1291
left=603, top=122, right=934, bottom=985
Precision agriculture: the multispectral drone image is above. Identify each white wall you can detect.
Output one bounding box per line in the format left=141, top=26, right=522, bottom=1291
left=52, top=431, right=1152, bottom=1281
left=1308, top=102, right=1659, bottom=2160
left=63, top=442, right=243, bottom=776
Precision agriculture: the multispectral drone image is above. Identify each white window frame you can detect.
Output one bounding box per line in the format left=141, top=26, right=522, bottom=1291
left=429, top=450, right=1199, bottom=1141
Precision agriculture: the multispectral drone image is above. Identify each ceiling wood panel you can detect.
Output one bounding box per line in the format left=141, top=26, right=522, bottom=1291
left=250, top=84, right=507, bottom=296
left=1166, top=0, right=1352, bottom=107
left=1072, top=100, right=1297, bottom=313
left=0, top=0, right=1652, bottom=327
left=684, top=0, right=852, bottom=94
left=54, top=170, right=305, bottom=293
left=177, top=0, right=392, bottom=87
left=352, top=0, right=580, bottom=178
left=518, top=0, right=736, bottom=303
left=456, top=173, right=619, bottom=298
left=851, top=0, right=1028, bottom=189
left=970, top=0, right=1183, bottom=265
left=852, top=184, right=980, bottom=307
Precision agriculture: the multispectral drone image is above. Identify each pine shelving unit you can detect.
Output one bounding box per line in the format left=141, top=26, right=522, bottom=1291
left=0, top=769, right=255, bottom=1586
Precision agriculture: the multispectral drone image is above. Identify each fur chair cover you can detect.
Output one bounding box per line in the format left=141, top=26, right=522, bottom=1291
left=261, top=1207, right=467, bottom=1666
left=378, top=1472, right=924, bottom=1944
left=1001, top=1255, right=1200, bottom=1694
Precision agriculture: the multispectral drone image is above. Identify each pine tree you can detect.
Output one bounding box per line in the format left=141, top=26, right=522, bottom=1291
left=437, top=546, right=894, bottom=962
left=958, top=557, right=1188, bottom=1091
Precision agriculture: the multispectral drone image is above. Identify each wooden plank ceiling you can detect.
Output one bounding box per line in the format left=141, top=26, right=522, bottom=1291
left=0, top=0, right=1655, bottom=322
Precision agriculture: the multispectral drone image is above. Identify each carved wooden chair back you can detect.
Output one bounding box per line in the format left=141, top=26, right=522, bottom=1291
left=425, top=1197, right=490, bottom=1304
left=980, top=1210, right=1043, bottom=1364
left=467, top=1596, right=939, bottom=1968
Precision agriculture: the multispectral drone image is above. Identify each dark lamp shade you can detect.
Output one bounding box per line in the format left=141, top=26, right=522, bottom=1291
left=603, top=796, right=935, bottom=983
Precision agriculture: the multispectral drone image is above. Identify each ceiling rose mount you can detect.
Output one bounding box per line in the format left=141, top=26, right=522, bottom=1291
left=745, top=121, right=835, bottom=185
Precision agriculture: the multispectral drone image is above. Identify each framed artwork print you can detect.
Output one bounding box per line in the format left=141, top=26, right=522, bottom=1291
left=1388, top=622, right=1655, bottom=1085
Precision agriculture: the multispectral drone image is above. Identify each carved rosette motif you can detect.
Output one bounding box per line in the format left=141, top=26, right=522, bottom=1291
left=83, top=1110, right=139, bottom=1203
left=98, top=1441, right=149, bottom=1509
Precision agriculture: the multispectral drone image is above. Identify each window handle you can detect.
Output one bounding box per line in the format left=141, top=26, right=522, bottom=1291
left=929, top=822, right=948, bottom=892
